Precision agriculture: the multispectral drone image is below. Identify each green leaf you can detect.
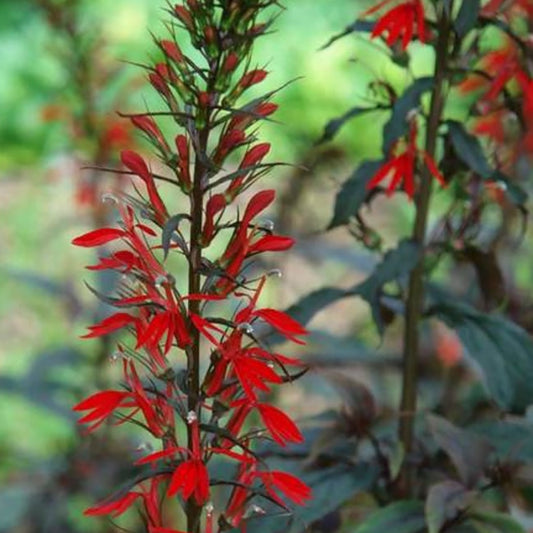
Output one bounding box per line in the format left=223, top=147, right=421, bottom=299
left=320, top=20, right=375, bottom=50
left=426, top=481, right=472, bottom=533
left=383, top=77, right=434, bottom=152
left=428, top=415, right=492, bottom=488
left=357, top=239, right=420, bottom=334
left=447, top=121, right=493, bottom=178
left=469, top=420, right=533, bottom=462
left=277, top=241, right=419, bottom=339
left=328, top=160, right=383, bottom=229
left=454, top=0, right=481, bottom=37
left=468, top=511, right=527, bottom=533
left=353, top=501, right=426, bottom=533
left=282, top=288, right=350, bottom=329
left=431, top=299, right=533, bottom=411
left=319, top=107, right=380, bottom=144
left=162, top=214, right=188, bottom=258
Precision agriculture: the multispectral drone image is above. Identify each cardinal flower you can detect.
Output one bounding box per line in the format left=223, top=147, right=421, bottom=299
left=367, top=121, right=445, bottom=198
left=459, top=41, right=528, bottom=100
left=366, top=0, right=427, bottom=50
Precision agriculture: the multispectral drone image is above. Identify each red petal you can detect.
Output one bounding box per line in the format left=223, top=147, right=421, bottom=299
left=73, top=390, right=128, bottom=412
left=82, top=313, right=135, bottom=338
left=84, top=492, right=141, bottom=517
left=72, top=228, right=125, bottom=247
left=239, top=69, right=268, bottom=89
left=257, top=403, right=303, bottom=446
left=248, top=235, right=294, bottom=254
left=240, top=143, right=271, bottom=169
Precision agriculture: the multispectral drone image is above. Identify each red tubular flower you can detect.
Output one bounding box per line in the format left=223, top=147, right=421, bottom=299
left=72, top=227, right=125, bottom=247
left=81, top=312, right=136, bottom=339
left=368, top=0, right=427, bottom=50
left=459, top=41, right=528, bottom=100
left=255, top=403, right=304, bottom=446
left=239, top=69, right=268, bottom=89
left=121, top=150, right=168, bottom=224
left=367, top=121, right=445, bottom=198
left=482, top=0, right=533, bottom=20
left=254, top=471, right=312, bottom=506
left=131, top=115, right=170, bottom=152
left=73, top=390, right=131, bottom=432
left=84, top=491, right=141, bottom=517
left=74, top=2, right=311, bottom=530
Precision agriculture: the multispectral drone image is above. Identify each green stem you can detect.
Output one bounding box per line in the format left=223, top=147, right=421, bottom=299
left=398, top=4, right=452, bottom=495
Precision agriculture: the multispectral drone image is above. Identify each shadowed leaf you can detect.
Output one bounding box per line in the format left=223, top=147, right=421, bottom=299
left=353, top=501, right=426, bottom=533
left=428, top=415, right=492, bottom=488
left=383, top=77, right=434, bottom=153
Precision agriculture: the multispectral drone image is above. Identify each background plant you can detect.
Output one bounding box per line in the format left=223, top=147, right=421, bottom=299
left=262, top=1, right=533, bottom=532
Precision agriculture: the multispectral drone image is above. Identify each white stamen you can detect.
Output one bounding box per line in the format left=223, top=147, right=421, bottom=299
left=187, top=411, right=197, bottom=424
left=251, top=504, right=266, bottom=515
left=205, top=502, right=214, bottom=515
left=268, top=269, right=282, bottom=278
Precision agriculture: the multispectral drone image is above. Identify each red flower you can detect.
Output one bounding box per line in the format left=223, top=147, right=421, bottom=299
left=256, top=403, right=304, bottom=446
left=81, top=312, right=136, bottom=339
left=482, top=0, right=533, bottom=20
left=367, top=121, right=445, bottom=198
left=459, top=41, right=528, bottom=100
left=254, top=471, right=312, bottom=507
left=131, top=115, right=170, bottom=152
left=239, top=69, right=268, bottom=89
left=72, top=227, right=125, bottom=247
left=121, top=150, right=168, bottom=224
left=73, top=390, right=131, bottom=432
left=368, top=0, right=427, bottom=50
left=84, top=491, right=141, bottom=517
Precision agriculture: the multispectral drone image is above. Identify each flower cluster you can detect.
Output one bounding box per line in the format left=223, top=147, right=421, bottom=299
left=360, top=1, right=445, bottom=199
left=72, top=2, right=311, bottom=532
left=460, top=3, right=533, bottom=171
left=363, top=0, right=427, bottom=50
left=366, top=119, right=445, bottom=199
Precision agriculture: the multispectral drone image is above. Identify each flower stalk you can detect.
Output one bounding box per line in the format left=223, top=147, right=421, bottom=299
left=71, top=2, right=311, bottom=531
left=398, top=1, right=453, bottom=495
